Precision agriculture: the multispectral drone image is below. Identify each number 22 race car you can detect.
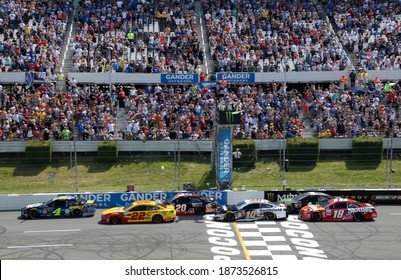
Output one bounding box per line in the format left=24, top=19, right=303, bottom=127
left=100, top=200, right=176, bottom=224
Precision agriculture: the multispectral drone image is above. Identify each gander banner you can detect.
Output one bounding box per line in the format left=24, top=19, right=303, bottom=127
left=64, top=191, right=227, bottom=208
left=217, top=129, right=232, bottom=185
left=161, top=74, right=199, bottom=84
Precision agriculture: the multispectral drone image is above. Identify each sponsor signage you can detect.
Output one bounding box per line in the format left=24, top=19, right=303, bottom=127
left=218, top=110, right=241, bottom=125
left=265, top=190, right=401, bottom=205
left=217, top=73, right=255, bottom=83
left=161, top=74, right=199, bottom=84
left=217, top=129, right=232, bottom=185
left=63, top=191, right=227, bottom=208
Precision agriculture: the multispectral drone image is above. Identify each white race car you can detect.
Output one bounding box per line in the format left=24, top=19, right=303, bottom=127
left=213, top=198, right=288, bottom=222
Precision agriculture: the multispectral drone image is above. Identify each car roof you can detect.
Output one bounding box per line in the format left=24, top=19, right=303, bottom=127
left=174, top=193, right=200, bottom=198
left=132, top=200, right=156, bottom=206
left=55, top=195, right=76, bottom=200
left=302, top=192, right=331, bottom=196
left=329, top=197, right=358, bottom=203
left=243, top=198, right=271, bottom=204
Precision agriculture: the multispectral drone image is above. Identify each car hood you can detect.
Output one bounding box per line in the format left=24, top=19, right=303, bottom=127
left=23, top=202, right=44, bottom=209
left=101, top=207, right=124, bottom=215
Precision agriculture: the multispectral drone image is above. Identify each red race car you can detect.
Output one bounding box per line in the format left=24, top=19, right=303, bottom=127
left=299, top=198, right=377, bottom=222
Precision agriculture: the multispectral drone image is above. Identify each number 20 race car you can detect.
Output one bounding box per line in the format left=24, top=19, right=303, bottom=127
left=162, top=193, right=218, bottom=215
left=213, top=198, right=288, bottom=222
left=299, top=198, right=377, bottom=222
left=20, top=195, right=96, bottom=219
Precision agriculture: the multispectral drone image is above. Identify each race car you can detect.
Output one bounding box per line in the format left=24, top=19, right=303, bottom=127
left=163, top=193, right=218, bottom=215
left=299, top=198, right=377, bottom=222
left=213, top=198, right=287, bottom=222
left=100, top=200, right=176, bottom=224
left=277, top=192, right=333, bottom=214
left=20, top=195, right=96, bottom=219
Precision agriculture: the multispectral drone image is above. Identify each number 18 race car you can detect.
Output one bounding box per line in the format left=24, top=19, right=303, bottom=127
left=20, top=195, right=96, bottom=219
left=299, top=198, right=377, bottom=222
left=213, top=198, right=288, bottom=222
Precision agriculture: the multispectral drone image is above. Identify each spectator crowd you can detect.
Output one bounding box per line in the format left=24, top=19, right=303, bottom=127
left=1, top=0, right=401, bottom=142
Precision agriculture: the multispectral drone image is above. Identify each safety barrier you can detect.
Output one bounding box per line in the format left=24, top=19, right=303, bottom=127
left=1, top=189, right=400, bottom=211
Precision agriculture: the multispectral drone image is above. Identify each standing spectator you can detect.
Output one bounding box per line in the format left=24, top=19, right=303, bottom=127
left=349, top=70, right=356, bottom=88
left=232, top=148, right=242, bottom=171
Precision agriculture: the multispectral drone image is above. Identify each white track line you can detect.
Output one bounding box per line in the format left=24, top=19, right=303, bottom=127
left=24, top=229, right=81, bottom=233
left=7, top=244, right=74, bottom=249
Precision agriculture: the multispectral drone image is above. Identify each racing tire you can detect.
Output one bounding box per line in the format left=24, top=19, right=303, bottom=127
left=195, top=207, right=205, bottom=215
left=28, top=210, right=39, bottom=219
left=311, top=212, right=322, bottom=222
left=264, top=212, right=276, bottom=221
left=110, top=215, right=121, bottom=225
left=286, top=205, right=294, bottom=214
left=353, top=212, right=364, bottom=222
left=152, top=215, right=163, bottom=224
left=72, top=209, right=82, bottom=218
left=224, top=212, right=235, bottom=222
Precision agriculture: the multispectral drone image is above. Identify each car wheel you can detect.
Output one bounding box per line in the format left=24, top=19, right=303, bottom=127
left=72, top=209, right=82, bottom=218
left=353, top=212, right=364, bottom=222
left=195, top=207, right=205, bottom=215
left=311, top=212, right=322, bottom=222
left=29, top=210, right=39, bottom=219
left=225, top=212, right=235, bottom=222
left=264, top=212, right=276, bottom=220
left=110, top=215, right=121, bottom=225
left=152, top=215, right=163, bottom=223
left=286, top=205, right=294, bottom=214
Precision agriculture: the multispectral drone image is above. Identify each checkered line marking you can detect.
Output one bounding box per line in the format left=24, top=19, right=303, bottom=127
left=237, top=221, right=299, bottom=260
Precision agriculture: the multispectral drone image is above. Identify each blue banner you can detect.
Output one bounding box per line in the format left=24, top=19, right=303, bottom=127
left=218, top=129, right=232, bottom=185
left=217, top=73, right=255, bottom=83
left=161, top=74, right=199, bottom=84
left=63, top=191, right=227, bottom=208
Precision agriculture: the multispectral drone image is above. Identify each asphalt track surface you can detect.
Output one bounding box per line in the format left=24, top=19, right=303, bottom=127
left=0, top=205, right=400, bottom=260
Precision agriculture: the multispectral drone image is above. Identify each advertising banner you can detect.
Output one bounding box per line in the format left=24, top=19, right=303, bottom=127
left=64, top=191, right=228, bottom=208
left=264, top=189, right=401, bottom=205
left=217, top=129, right=232, bottom=185
left=216, top=73, right=255, bottom=83
left=161, top=74, right=199, bottom=84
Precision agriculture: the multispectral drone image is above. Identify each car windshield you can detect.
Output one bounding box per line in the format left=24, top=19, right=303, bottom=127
left=236, top=200, right=247, bottom=209
left=292, top=194, right=305, bottom=201
left=44, top=198, right=54, bottom=206
left=320, top=200, right=331, bottom=208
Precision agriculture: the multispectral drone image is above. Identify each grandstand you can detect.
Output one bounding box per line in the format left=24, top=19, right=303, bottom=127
left=0, top=0, right=401, bottom=143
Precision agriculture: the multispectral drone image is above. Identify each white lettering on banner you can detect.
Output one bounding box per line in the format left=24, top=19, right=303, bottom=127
left=223, top=139, right=230, bottom=173
left=198, top=191, right=223, bottom=201
left=205, top=220, right=240, bottom=260
left=120, top=192, right=168, bottom=202
left=281, top=216, right=327, bottom=260
left=78, top=193, right=111, bottom=203
left=221, top=73, right=251, bottom=80
left=165, top=74, right=194, bottom=80
left=276, top=193, right=298, bottom=200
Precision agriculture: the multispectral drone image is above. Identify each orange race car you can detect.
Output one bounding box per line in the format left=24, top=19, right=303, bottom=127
left=100, top=200, right=176, bottom=224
